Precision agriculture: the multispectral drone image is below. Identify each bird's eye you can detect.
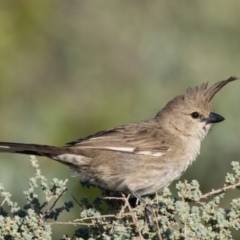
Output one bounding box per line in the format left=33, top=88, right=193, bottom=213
left=191, top=112, right=200, bottom=119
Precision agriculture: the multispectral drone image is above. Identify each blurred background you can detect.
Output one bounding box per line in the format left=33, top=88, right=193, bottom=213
left=0, top=0, right=240, bottom=238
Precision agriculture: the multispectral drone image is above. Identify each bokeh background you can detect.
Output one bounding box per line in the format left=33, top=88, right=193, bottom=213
left=0, top=1, right=240, bottom=238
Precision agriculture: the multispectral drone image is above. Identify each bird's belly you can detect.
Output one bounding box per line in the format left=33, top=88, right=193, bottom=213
left=75, top=141, right=201, bottom=196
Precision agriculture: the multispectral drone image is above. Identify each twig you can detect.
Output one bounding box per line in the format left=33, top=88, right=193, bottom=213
left=1, top=196, right=7, bottom=207
left=49, top=187, right=67, bottom=212
left=73, top=214, right=116, bottom=222
left=200, top=181, right=240, bottom=199
left=71, top=193, right=84, bottom=210
left=49, top=221, right=95, bottom=226
left=123, top=194, right=144, bottom=240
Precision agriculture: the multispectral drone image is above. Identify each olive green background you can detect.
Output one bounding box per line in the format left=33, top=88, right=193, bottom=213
left=0, top=1, right=240, bottom=238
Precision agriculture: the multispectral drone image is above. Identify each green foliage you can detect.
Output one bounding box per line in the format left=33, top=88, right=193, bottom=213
left=0, top=156, right=73, bottom=240
left=0, top=157, right=240, bottom=239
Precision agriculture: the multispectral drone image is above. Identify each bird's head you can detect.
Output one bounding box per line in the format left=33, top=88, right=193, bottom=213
left=156, top=76, right=238, bottom=140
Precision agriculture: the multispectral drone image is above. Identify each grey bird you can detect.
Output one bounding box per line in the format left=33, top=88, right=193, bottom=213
left=0, top=76, right=238, bottom=202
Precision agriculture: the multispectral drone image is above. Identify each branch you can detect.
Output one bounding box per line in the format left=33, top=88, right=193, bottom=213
left=200, top=181, right=240, bottom=199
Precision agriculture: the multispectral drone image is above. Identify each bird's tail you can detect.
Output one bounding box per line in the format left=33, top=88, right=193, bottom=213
left=0, top=142, right=91, bottom=169
left=0, top=142, right=64, bottom=158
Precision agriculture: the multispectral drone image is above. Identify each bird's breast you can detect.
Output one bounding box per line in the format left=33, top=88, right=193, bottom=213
left=178, top=137, right=201, bottom=177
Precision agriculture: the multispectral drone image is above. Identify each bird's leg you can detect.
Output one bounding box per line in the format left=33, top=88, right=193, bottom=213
left=128, top=189, right=155, bottom=227
left=128, top=189, right=152, bottom=211
left=129, top=190, right=146, bottom=206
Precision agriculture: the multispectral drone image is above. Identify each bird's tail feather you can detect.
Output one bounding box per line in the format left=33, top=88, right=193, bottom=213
left=0, top=142, right=64, bottom=158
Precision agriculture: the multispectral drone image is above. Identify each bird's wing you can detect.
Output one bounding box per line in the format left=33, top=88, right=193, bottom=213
left=65, top=121, right=170, bottom=156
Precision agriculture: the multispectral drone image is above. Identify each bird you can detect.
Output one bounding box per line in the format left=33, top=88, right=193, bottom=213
left=0, top=76, right=238, bottom=203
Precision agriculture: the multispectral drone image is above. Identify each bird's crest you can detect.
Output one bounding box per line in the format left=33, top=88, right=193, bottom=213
left=184, top=76, right=238, bottom=109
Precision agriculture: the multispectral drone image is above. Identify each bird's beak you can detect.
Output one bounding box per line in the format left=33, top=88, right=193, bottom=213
left=206, top=112, right=225, bottom=124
